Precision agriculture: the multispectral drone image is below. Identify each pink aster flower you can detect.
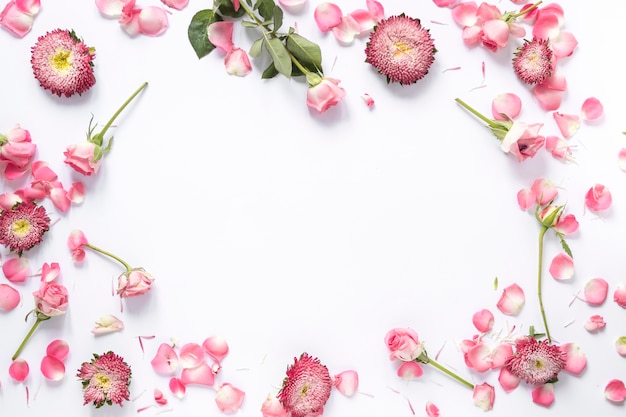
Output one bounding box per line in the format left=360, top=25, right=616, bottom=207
left=513, top=38, right=553, bottom=85
left=277, top=353, right=332, bottom=417
left=77, top=351, right=132, bottom=407
left=30, top=29, right=96, bottom=97
left=504, top=337, right=566, bottom=385
left=364, top=14, right=436, bottom=85
left=0, top=201, right=50, bottom=255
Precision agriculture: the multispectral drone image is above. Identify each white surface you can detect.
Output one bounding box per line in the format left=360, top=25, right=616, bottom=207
left=2, top=1, right=626, bottom=416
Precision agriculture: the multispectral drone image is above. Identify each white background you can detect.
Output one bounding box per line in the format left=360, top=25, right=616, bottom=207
left=2, top=1, right=626, bottom=416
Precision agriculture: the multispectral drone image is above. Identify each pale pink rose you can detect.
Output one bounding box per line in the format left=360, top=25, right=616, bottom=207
left=473, top=382, right=495, bottom=411
left=33, top=280, right=69, bottom=317
left=306, top=78, right=346, bottom=113
left=63, top=141, right=102, bottom=176
left=117, top=268, right=154, bottom=298
left=384, top=327, right=424, bottom=361
left=501, top=121, right=545, bottom=162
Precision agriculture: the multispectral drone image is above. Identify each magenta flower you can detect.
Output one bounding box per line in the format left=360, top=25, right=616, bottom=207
left=365, top=14, right=436, bottom=85
left=0, top=201, right=50, bottom=255
left=504, top=337, right=566, bottom=385
left=277, top=353, right=332, bottom=417
left=77, top=351, right=132, bottom=408
left=513, top=38, right=553, bottom=85
left=30, top=29, right=96, bottom=97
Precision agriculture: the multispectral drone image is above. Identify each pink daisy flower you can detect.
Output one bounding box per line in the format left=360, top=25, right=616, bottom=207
left=31, top=29, right=96, bottom=97
left=0, top=202, right=50, bottom=255
left=277, top=353, right=332, bottom=417
left=504, top=337, right=566, bottom=385
left=77, top=351, right=132, bottom=408
left=512, top=38, right=553, bottom=85
left=365, top=14, right=436, bottom=85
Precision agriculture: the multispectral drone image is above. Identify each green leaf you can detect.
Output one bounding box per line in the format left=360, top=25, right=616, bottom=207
left=558, top=234, right=573, bottom=258
left=254, top=0, right=275, bottom=21
left=261, top=62, right=279, bottom=79
left=242, top=20, right=259, bottom=28
left=215, top=0, right=246, bottom=18
left=188, top=9, right=221, bottom=59
left=249, top=38, right=264, bottom=58
left=265, top=37, right=292, bottom=77
left=272, top=5, right=283, bottom=31
left=285, top=33, right=322, bottom=70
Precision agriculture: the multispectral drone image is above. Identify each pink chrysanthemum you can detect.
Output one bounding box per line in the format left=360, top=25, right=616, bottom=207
left=77, top=351, right=132, bottom=408
left=277, top=353, right=332, bottom=417
left=0, top=202, right=50, bottom=255
left=364, top=14, right=436, bottom=85
left=504, top=337, right=566, bottom=385
left=512, top=38, right=553, bottom=85
left=31, top=29, right=96, bottom=97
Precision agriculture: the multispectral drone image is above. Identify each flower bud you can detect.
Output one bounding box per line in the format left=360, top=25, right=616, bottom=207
left=537, top=205, right=563, bottom=228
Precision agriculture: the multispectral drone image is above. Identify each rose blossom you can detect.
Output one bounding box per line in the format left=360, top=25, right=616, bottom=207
left=384, top=328, right=424, bottom=361
left=33, top=279, right=69, bottom=316
left=64, top=141, right=102, bottom=176
left=501, top=121, right=545, bottom=162
left=306, top=77, right=346, bottom=113
left=117, top=268, right=155, bottom=298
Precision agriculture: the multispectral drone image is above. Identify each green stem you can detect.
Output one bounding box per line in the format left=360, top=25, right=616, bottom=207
left=12, top=316, right=49, bottom=360
left=92, top=82, right=148, bottom=143
left=537, top=226, right=552, bottom=343
left=86, top=243, right=133, bottom=272
left=423, top=357, right=474, bottom=389
left=455, top=98, right=498, bottom=129
left=512, top=1, right=542, bottom=19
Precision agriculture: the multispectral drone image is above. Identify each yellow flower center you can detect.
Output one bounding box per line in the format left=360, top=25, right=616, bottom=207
left=11, top=219, right=31, bottom=238
left=50, top=48, right=73, bottom=72
left=534, top=359, right=544, bottom=369
left=393, top=42, right=413, bottom=57
left=94, top=374, right=111, bottom=389
left=300, top=385, right=309, bottom=397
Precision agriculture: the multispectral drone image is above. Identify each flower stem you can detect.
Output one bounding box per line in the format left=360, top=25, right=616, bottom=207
left=86, top=243, right=133, bottom=272
left=93, top=82, right=148, bottom=143
left=455, top=98, right=498, bottom=129
left=12, top=315, right=49, bottom=360
left=423, top=357, right=474, bottom=389
left=537, top=225, right=552, bottom=343
left=512, top=1, right=542, bottom=19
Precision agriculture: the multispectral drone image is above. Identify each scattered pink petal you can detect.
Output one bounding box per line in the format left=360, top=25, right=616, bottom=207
left=203, top=335, right=229, bottom=362
left=180, top=362, right=214, bottom=386
left=584, top=315, right=606, bottom=332
left=432, top=0, right=456, bottom=7
left=151, top=343, right=179, bottom=375
left=41, top=262, right=60, bottom=283
left=473, top=382, right=495, bottom=411
left=497, top=367, right=520, bottom=393
left=46, top=339, right=69, bottom=361
left=397, top=361, right=423, bottom=380
left=366, top=0, right=384, bottom=20
left=517, top=187, right=536, bottom=210
left=618, top=149, right=626, bottom=171
left=451, top=2, right=477, bottom=27
left=154, top=388, right=168, bottom=405
left=614, top=284, right=626, bottom=308
left=91, top=314, right=124, bottom=335
left=40, top=355, right=65, bottom=381
left=179, top=343, right=206, bottom=369
left=553, top=112, right=580, bottom=138
left=261, top=394, right=289, bottom=417
left=333, top=370, right=358, bottom=396
left=314, top=2, right=343, bottom=32
left=605, top=379, right=626, bottom=403
left=2, top=256, right=30, bottom=283
left=68, top=182, right=85, bottom=204
left=496, top=283, right=525, bottom=315
left=491, top=93, right=521, bottom=120
left=95, top=0, right=132, bottom=17
left=425, top=401, right=439, bottom=417
left=331, top=14, right=361, bottom=44
left=9, top=358, right=29, bottom=382
left=224, top=48, right=252, bottom=76
left=560, top=342, right=587, bottom=375
left=215, top=383, right=245, bottom=413
left=472, top=309, right=494, bottom=333
left=545, top=135, right=575, bottom=162
left=169, top=377, right=186, bottom=399
left=0, top=283, right=20, bottom=311
left=554, top=213, right=579, bottom=235
left=0, top=0, right=38, bottom=37
left=548, top=253, right=574, bottom=280
left=533, top=72, right=566, bottom=111
left=585, top=184, right=612, bottom=212
left=615, top=337, right=626, bottom=357
left=161, top=0, right=188, bottom=10
left=208, top=21, right=234, bottom=53
left=531, top=178, right=558, bottom=206
left=581, top=97, right=603, bottom=121
left=532, top=383, right=554, bottom=407
left=361, top=93, right=375, bottom=107
left=584, top=278, right=609, bottom=305
left=137, top=6, right=168, bottom=36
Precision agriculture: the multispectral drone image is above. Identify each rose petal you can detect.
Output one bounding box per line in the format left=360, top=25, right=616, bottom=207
left=9, top=358, right=29, bottom=382
left=605, top=379, right=626, bottom=403
left=492, top=93, right=521, bottom=120
left=208, top=21, right=234, bottom=53
left=180, top=362, right=214, bottom=386
left=161, top=0, right=188, bottom=10
left=314, top=2, right=343, bottom=32
left=95, top=0, right=132, bottom=17
left=548, top=253, right=574, bottom=280
left=581, top=97, right=603, bottom=121
left=517, top=187, right=537, bottom=210
left=215, top=383, right=245, bottom=413
left=169, top=377, right=186, bottom=398
left=179, top=343, right=206, bottom=369
left=137, top=6, right=168, bottom=36
left=472, top=309, right=494, bottom=333
left=619, top=149, right=626, bottom=172
left=0, top=2, right=35, bottom=37
left=615, top=337, right=626, bottom=357
left=397, top=361, right=423, bottom=380
left=2, top=257, right=30, bottom=283
left=0, top=283, right=20, bottom=311
left=331, top=14, right=361, bottom=44
left=531, top=178, right=558, bottom=206
left=203, top=335, right=229, bottom=362
left=261, top=394, right=289, bottom=417
left=425, top=401, right=440, bottom=417
left=40, top=355, right=65, bottom=381
left=224, top=47, right=252, bottom=76
left=532, top=383, right=555, bottom=407
left=497, top=367, right=520, bottom=393
left=583, top=315, right=606, bottom=332
left=614, top=284, right=626, bottom=308
left=473, top=382, right=495, bottom=411
left=154, top=388, right=168, bottom=405
left=46, top=339, right=69, bottom=361
left=92, top=314, right=125, bottom=335
left=585, top=184, right=612, bottom=212
left=333, top=370, right=358, bottom=396
left=560, top=342, right=587, bottom=375
left=496, top=283, right=525, bottom=315
left=553, top=112, right=580, bottom=138
left=584, top=278, right=609, bottom=305
left=151, top=343, right=179, bottom=375
left=68, top=182, right=85, bottom=204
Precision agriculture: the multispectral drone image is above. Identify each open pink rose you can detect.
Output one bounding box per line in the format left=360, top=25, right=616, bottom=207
left=501, top=121, right=545, bottom=162
left=117, top=268, right=155, bottom=298
left=384, top=328, right=423, bottom=361
left=33, top=280, right=69, bottom=317
left=64, top=141, right=102, bottom=176
left=306, top=77, right=346, bottom=113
